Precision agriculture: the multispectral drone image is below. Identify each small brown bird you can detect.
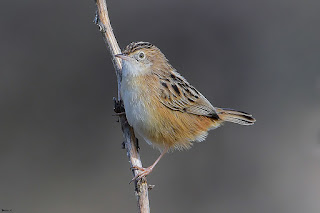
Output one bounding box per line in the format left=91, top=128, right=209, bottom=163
left=115, top=42, right=255, bottom=181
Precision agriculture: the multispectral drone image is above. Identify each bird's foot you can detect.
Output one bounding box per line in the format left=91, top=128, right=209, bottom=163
left=113, top=97, right=125, bottom=114
left=130, top=165, right=154, bottom=183
left=112, top=112, right=126, bottom=116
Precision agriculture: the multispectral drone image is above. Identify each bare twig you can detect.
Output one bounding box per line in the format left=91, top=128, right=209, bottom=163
left=93, top=0, right=150, bottom=212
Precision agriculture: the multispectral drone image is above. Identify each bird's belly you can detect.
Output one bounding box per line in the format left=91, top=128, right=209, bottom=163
left=121, top=80, right=153, bottom=137
left=121, top=79, right=175, bottom=148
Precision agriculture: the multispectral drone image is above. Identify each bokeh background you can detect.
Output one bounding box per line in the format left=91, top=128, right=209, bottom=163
left=1, top=0, right=320, bottom=212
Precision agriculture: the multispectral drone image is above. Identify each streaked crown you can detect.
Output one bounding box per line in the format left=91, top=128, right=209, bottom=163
left=122, top=41, right=154, bottom=55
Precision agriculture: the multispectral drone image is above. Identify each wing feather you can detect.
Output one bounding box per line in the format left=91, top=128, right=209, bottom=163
left=153, top=70, right=218, bottom=118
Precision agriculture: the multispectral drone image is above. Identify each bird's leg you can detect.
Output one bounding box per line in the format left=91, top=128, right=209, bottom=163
left=131, top=146, right=169, bottom=182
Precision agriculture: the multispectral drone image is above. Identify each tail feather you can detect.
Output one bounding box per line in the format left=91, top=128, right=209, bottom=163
left=216, top=108, right=256, bottom=126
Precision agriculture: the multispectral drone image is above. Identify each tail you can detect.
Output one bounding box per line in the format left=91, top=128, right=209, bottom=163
left=216, top=108, right=256, bottom=126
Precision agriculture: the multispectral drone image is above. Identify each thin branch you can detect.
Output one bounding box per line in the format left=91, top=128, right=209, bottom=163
left=93, top=0, right=150, bottom=212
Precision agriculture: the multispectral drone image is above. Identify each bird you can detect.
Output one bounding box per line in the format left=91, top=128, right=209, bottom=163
left=115, top=41, right=255, bottom=181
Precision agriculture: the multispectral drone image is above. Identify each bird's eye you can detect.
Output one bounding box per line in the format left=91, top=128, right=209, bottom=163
left=138, top=52, right=145, bottom=60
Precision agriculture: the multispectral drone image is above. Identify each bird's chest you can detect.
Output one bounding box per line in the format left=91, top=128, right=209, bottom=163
left=121, top=77, right=152, bottom=132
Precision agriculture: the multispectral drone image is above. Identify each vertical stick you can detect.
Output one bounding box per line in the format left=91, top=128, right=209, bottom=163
left=93, top=1, right=150, bottom=212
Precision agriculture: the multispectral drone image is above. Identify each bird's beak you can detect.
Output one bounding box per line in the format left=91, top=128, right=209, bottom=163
left=115, top=53, right=130, bottom=61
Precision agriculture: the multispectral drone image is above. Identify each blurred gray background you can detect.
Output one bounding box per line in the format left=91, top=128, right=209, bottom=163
left=1, top=0, right=320, bottom=212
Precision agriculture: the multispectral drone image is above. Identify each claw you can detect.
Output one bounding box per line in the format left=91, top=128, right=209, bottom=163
left=113, top=98, right=125, bottom=113
left=112, top=112, right=126, bottom=116
left=129, top=166, right=154, bottom=184
left=131, top=165, right=145, bottom=171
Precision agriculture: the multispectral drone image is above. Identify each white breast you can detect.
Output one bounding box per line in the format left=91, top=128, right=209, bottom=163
left=121, top=77, right=151, bottom=138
